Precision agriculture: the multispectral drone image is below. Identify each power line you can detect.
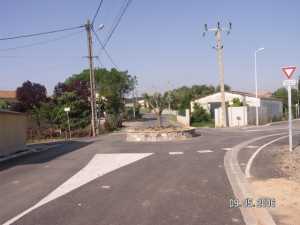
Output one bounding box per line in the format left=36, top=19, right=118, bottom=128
left=103, top=0, right=132, bottom=47
left=0, top=25, right=85, bottom=41
left=96, top=56, right=104, bottom=68
left=0, top=30, right=83, bottom=52
left=92, top=28, right=119, bottom=69
left=92, top=0, right=105, bottom=25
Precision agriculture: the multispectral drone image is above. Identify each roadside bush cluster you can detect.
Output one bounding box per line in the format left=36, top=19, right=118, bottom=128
left=191, top=103, right=211, bottom=123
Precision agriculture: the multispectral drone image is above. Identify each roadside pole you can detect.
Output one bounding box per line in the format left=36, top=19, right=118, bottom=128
left=282, top=66, right=297, bottom=152
left=203, top=22, right=232, bottom=127
left=288, top=84, right=292, bottom=152
left=254, top=48, right=265, bottom=126
left=85, top=20, right=97, bottom=137
left=64, top=107, right=71, bottom=139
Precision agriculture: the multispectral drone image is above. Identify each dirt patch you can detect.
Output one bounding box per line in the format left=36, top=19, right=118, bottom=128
left=251, top=145, right=300, bottom=225
left=252, top=178, right=300, bottom=225
left=273, top=145, right=300, bottom=182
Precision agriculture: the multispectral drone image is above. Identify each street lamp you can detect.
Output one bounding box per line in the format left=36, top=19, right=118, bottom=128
left=64, top=107, right=71, bottom=139
left=254, top=47, right=264, bottom=126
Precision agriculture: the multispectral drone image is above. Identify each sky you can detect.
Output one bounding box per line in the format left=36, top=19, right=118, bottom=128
left=1, top=0, right=300, bottom=95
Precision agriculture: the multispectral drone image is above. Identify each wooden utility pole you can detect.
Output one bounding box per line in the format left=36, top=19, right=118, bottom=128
left=203, top=22, right=232, bottom=127
left=85, top=20, right=97, bottom=136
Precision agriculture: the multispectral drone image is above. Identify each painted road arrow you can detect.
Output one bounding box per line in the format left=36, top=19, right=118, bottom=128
left=3, top=153, right=153, bottom=225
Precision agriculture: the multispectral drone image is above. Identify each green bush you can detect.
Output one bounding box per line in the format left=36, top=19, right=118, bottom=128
left=231, top=98, right=243, bottom=107
left=191, top=103, right=211, bottom=123
left=104, top=114, right=122, bottom=131
left=124, top=104, right=141, bottom=120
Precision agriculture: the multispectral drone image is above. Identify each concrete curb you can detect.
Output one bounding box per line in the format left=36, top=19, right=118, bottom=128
left=224, top=133, right=286, bottom=225
left=242, top=118, right=300, bottom=130
left=0, top=144, right=62, bottom=163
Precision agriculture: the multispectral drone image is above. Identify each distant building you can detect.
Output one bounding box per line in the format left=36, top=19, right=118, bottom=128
left=0, top=90, right=17, bottom=103
left=0, top=90, right=17, bottom=110
left=124, top=97, right=145, bottom=108
left=191, top=91, right=283, bottom=127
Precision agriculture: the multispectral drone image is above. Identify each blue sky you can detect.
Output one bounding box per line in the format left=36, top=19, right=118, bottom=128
left=1, top=0, right=300, bottom=95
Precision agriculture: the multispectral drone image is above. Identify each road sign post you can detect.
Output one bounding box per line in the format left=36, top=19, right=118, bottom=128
left=64, top=107, right=71, bottom=139
left=282, top=66, right=297, bottom=152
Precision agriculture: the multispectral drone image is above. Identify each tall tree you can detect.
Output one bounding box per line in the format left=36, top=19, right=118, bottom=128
left=15, top=80, right=47, bottom=112
left=273, top=87, right=298, bottom=115
left=61, top=68, right=135, bottom=130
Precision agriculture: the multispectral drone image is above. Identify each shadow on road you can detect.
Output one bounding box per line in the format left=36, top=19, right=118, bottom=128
left=0, top=140, right=93, bottom=172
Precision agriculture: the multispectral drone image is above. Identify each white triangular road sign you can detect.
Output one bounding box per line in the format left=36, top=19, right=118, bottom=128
left=282, top=66, right=296, bottom=79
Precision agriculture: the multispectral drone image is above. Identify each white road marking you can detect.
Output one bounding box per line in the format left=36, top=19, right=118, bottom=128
left=169, top=152, right=183, bottom=155
left=197, top=150, right=213, bottom=153
left=3, top=153, right=153, bottom=225
left=222, top=148, right=232, bottom=151
left=245, top=135, right=287, bottom=178
left=101, top=185, right=111, bottom=189
left=246, top=145, right=259, bottom=149
left=246, top=127, right=287, bottom=132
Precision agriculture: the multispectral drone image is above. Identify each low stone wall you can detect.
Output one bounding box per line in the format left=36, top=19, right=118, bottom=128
left=126, top=128, right=196, bottom=142
left=0, top=110, right=27, bottom=156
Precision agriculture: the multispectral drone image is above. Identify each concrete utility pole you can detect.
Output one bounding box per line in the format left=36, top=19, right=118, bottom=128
left=85, top=20, right=97, bottom=137
left=254, top=48, right=265, bottom=126
left=203, top=22, right=232, bottom=128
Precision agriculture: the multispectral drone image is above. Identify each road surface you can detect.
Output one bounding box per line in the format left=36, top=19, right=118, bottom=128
left=0, top=116, right=299, bottom=225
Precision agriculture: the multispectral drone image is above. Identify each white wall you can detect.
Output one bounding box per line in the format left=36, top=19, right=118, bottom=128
left=176, top=109, right=190, bottom=127
left=227, top=106, right=248, bottom=127
left=215, top=103, right=283, bottom=127
left=215, top=106, right=248, bottom=127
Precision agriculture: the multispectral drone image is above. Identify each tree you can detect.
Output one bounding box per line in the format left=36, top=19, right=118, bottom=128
left=191, top=103, right=211, bottom=123
left=216, top=84, right=231, bottom=92
left=168, top=84, right=216, bottom=114
left=15, top=80, right=47, bottom=112
left=170, top=86, right=193, bottom=114
left=39, top=101, right=65, bottom=137
left=0, top=100, right=8, bottom=110
left=231, top=98, right=243, bottom=107
left=52, top=85, right=91, bottom=130
left=62, top=68, right=135, bottom=130
left=273, top=87, right=298, bottom=116
left=14, top=81, right=48, bottom=138
left=143, top=93, right=167, bottom=127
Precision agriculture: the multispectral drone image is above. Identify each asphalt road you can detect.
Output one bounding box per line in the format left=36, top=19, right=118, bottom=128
left=0, top=117, right=299, bottom=225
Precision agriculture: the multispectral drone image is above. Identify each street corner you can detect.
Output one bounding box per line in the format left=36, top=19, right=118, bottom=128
left=249, top=144, right=300, bottom=225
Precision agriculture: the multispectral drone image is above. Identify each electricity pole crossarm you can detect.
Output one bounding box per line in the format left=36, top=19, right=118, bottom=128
left=203, top=22, right=232, bottom=128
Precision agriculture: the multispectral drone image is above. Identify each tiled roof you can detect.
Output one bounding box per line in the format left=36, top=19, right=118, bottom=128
left=0, top=90, right=16, bottom=99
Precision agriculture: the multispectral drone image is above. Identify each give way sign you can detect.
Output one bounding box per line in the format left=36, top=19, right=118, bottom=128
left=281, top=66, right=296, bottom=79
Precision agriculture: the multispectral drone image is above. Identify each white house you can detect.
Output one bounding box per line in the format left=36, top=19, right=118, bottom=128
left=191, top=91, right=283, bottom=127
